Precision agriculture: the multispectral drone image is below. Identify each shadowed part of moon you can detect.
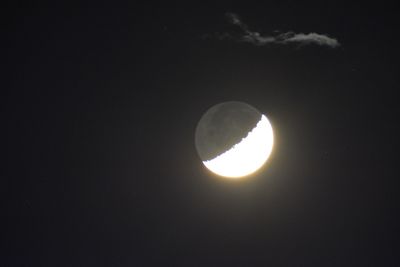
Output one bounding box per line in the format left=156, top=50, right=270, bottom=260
left=195, top=101, right=262, bottom=161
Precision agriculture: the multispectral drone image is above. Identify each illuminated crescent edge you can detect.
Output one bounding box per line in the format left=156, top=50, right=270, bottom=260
left=202, top=115, right=274, bottom=178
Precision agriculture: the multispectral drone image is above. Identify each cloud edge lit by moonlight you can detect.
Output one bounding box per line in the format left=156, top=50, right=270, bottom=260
left=207, top=12, right=340, bottom=48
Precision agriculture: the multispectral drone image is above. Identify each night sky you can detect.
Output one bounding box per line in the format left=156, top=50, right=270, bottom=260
left=4, top=2, right=400, bottom=266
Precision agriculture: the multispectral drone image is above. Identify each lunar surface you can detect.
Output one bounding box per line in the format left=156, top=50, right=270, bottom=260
left=195, top=101, right=274, bottom=178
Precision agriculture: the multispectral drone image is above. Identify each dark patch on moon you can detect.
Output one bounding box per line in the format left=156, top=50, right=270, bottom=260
left=195, top=101, right=262, bottom=161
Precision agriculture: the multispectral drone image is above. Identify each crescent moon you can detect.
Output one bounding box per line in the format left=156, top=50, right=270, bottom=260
left=202, top=115, right=273, bottom=178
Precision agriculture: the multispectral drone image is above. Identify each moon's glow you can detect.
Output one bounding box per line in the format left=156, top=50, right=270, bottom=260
left=203, top=115, right=273, bottom=178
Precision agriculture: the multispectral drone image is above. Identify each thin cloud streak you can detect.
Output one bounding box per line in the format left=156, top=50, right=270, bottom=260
left=281, top=32, right=340, bottom=47
left=222, top=12, right=340, bottom=48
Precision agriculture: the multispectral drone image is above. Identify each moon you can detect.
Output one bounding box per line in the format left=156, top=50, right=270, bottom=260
left=195, top=101, right=274, bottom=178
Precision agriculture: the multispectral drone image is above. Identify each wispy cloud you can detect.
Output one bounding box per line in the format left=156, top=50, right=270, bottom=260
left=218, top=12, right=340, bottom=48
left=226, top=13, right=243, bottom=27
left=279, top=32, right=340, bottom=47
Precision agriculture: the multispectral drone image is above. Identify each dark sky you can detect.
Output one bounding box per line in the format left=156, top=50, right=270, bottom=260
left=4, top=2, right=400, bottom=266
